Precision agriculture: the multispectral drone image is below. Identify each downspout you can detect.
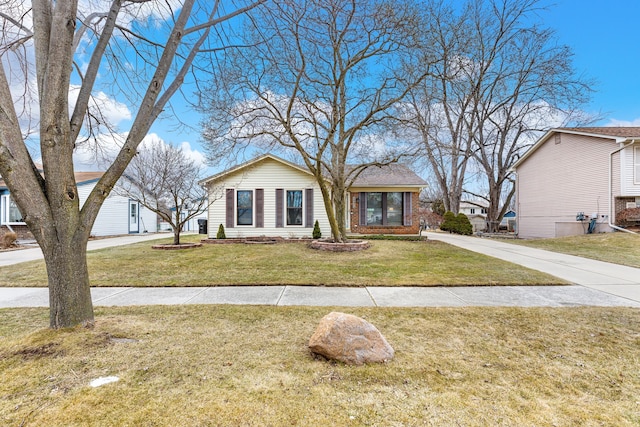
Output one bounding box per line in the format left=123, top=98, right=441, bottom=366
left=609, top=139, right=638, bottom=234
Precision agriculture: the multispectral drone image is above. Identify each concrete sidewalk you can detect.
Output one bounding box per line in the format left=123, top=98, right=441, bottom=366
left=426, top=232, right=640, bottom=302
left=1, top=284, right=638, bottom=309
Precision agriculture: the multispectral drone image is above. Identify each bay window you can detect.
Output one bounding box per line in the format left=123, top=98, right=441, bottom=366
left=365, top=192, right=404, bottom=226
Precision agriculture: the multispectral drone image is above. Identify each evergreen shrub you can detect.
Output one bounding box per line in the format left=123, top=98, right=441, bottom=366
left=216, top=224, right=226, bottom=239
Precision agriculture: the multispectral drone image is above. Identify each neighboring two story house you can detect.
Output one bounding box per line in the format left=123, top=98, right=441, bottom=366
left=199, top=154, right=427, bottom=239
left=459, top=201, right=488, bottom=233
left=512, top=127, right=640, bottom=239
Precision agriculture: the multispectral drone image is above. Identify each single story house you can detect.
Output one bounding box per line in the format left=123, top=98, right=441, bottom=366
left=160, top=204, right=208, bottom=233
left=199, top=154, right=427, bottom=239
left=1, top=171, right=157, bottom=240
left=512, top=127, right=640, bottom=239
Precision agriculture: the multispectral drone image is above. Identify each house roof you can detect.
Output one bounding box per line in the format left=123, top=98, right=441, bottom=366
left=558, top=127, right=640, bottom=138
left=460, top=200, right=489, bottom=208
left=349, top=163, right=427, bottom=187
left=0, top=171, right=104, bottom=191
left=512, top=127, right=640, bottom=170
left=74, top=172, right=105, bottom=185
left=199, top=153, right=427, bottom=189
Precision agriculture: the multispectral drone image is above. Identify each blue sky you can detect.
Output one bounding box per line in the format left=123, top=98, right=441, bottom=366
left=142, top=0, right=640, bottom=172
left=543, top=0, right=640, bottom=125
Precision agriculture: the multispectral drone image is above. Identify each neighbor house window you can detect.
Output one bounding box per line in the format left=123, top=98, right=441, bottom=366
left=365, top=192, right=403, bottom=226
left=286, top=190, right=303, bottom=225
left=237, top=190, right=253, bottom=225
left=1, top=195, right=24, bottom=224
left=635, top=146, right=640, bottom=184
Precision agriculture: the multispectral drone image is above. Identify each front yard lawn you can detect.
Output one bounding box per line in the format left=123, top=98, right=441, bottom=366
left=1, top=305, right=638, bottom=426
left=514, top=233, right=640, bottom=268
left=0, top=236, right=565, bottom=287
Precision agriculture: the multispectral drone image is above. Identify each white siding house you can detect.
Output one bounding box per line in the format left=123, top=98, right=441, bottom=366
left=200, top=154, right=427, bottom=238
left=459, top=201, right=488, bottom=233
left=513, top=127, right=640, bottom=239
left=1, top=172, right=157, bottom=238
left=199, top=155, right=330, bottom=238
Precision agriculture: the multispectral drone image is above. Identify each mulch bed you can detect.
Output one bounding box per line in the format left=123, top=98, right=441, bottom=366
left=151, top=243, right=203, bottom=250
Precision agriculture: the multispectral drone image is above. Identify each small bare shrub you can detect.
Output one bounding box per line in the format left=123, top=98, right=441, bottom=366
left=616, top=207, right=640, bottom=228
left=2, top=231, right=18, bottom=249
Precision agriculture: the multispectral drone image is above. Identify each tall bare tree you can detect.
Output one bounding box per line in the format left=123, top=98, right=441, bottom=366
left=464, top=0, right=593, bottom=231
left=116, top=140, right=210, bottom=245
left=405, top=0, right=593, bottom=221
left=201, top=0, right=428, bottom=242
left=0, top=0, right=263, bottom=328
left=403, top=0, right=478, bottom=214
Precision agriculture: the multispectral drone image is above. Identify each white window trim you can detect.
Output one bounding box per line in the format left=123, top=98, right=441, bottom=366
left=285, top=189, right=304, bottom=227
left=1, top=194, right=26, bottom=225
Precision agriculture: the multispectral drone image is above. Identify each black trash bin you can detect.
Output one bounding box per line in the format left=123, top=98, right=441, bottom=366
left=197, top=219, right=208, bottom=234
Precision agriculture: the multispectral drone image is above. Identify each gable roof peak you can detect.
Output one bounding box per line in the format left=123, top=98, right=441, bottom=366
left=199, top=153, right=312, bottom=185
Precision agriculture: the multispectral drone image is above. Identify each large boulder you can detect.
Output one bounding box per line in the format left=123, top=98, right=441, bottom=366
left=308, top=312, right=394, bottom=365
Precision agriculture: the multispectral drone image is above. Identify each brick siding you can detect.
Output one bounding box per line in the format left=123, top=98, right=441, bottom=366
left=0, top=225, right=33, bottom=240
left=350, top=192, right=421, bottom=235
left=615, top=197, right=637, bottom=221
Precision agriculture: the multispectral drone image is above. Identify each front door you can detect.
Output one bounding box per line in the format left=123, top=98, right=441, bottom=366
left=129, top=201, right=139, bottom=233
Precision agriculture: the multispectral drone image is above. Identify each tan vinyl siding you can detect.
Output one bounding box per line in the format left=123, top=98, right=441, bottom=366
left=612, top=150, right=621, bottom=198
left=206, top=158, right=329, bottom=238
left=516, top=133, right=616, bottom=239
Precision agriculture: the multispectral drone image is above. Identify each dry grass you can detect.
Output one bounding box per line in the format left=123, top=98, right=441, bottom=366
left=0, top=236, right=564, bottom=287
left=514, top=233, right=640, bottom=268
left=0, top=305, right=639, bottom=426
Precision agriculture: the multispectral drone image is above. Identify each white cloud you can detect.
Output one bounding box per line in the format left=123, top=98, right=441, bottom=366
left=139, top=134, right=207, bottom=168
left=179, top=141, right=207, bottom=168
left=68, top=84, right=132, bottom=126
left=73, top=132, right=207, bottom=172
left=73, top=132, right=127, bottom=171
left=605, top=118, right=640, bottom=127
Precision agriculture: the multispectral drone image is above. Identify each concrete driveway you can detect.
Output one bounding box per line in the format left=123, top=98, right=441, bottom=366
left=426, top=232, right=640, bottom=303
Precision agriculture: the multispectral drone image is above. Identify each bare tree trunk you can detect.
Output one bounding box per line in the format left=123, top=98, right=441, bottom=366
left=333, top=186, right=348, bottom=242
left=318, top=182, right=341, bottom=242
left=173, top=231, right=181, bottom=245
left=0, top=0, right=263, bottom=330
left=43, top=236, right=94, bottom=328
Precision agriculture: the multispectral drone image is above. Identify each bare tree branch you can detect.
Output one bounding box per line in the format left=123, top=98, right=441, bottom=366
left=201, top=0, right=427, bottom=241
